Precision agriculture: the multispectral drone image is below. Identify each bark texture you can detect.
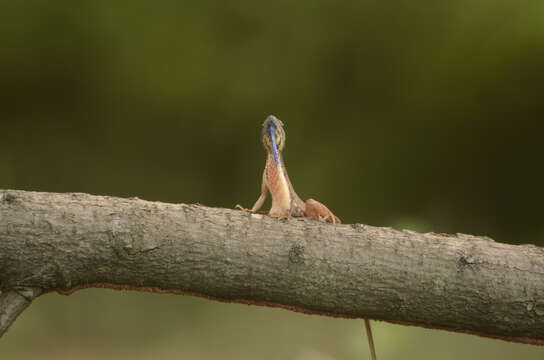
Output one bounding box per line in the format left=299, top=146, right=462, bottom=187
left=1, top=189, right=543, bottom=344
left=0, top=288, right=41, bottom=336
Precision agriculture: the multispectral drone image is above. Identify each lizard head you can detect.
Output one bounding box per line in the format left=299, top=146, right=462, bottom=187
left=262, top=115, right=286, bottom=163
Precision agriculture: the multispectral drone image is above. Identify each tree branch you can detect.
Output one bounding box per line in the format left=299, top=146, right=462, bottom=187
left=0, top=288, right=42, bottom=336
left=1, top=189, right=543, bottom=344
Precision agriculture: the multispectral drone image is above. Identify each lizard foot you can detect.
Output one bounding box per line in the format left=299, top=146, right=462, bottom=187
left=304, top=199, right=341, bottom=224
left=235, top=204, right=254, bottom=213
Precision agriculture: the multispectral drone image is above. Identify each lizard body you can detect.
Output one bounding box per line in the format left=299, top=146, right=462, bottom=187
left=246, top=115, right=340, bottom=223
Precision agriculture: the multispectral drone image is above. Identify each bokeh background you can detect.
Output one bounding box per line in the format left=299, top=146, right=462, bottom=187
left=2, top=1, right=544, bottom=359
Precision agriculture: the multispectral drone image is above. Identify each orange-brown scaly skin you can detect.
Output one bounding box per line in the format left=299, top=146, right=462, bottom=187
left=240, top=115, right=341, bottom=224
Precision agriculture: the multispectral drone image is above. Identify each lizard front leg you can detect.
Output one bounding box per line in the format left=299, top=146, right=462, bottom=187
left=250, top=169, right=268, bottom=212
left=304, top=198, right=341, bottom=224
left=236, top=170, right=268, bottom=213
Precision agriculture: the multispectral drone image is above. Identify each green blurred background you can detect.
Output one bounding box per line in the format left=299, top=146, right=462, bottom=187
left=2, top=1, right=544, bottom=359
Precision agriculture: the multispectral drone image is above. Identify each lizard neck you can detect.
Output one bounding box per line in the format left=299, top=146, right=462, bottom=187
left=265, top=153, right=306, bottom=217
left=266, top=152, right=292, bottom=217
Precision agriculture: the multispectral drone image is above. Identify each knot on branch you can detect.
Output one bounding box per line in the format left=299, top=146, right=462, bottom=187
left=288, top=244, right=305, bottom=264
left=1, top=192, right=17, bottom=205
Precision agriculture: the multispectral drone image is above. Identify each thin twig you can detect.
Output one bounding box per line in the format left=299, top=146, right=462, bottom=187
left=364, top=319, right=377, bottom=360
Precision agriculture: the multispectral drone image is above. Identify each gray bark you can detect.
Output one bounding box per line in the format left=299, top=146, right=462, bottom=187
left=1, top=189, right=543, bottom=344
left=0, top=288, right=41, bottom=336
